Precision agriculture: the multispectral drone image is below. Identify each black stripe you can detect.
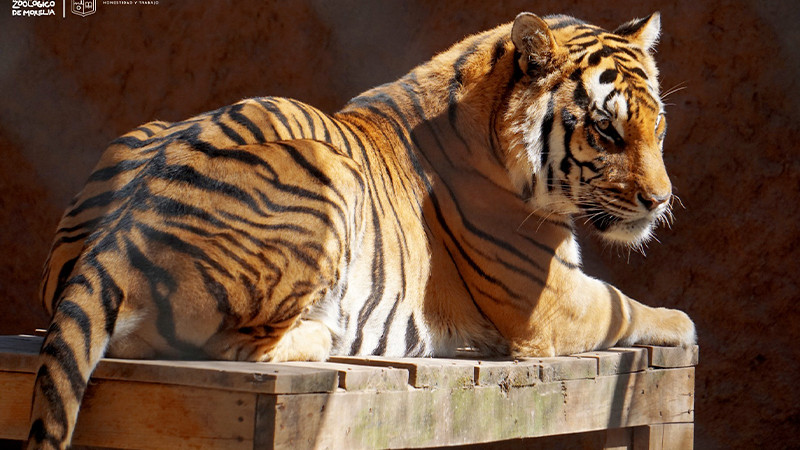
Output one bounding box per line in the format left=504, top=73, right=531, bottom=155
left=57, top=300, right=93, bottom=361
left=461, top=234, right=545, bottom=287
left=84, top=239, right=123, bottom=336
left=174, top=124, right=280, bottom=178
left=217, top=210, right=312, bottom=235
left=135, top=222, right=232, bottom=278
left=212, top=109, right=247, bottom=145
left=448, top=37, right=488, bottom=152
left=277, top=142, right=332, bottom=186
left=148, top=157, right=266, bottom=216
left=41, top=326, right=86, bottom=401
left=441, top=245, right=504, bottom=342
left=627, top=66, right=648, bottom=80
left=228, top=103, right=267, bottom=142
left=195, top=262, right=238, bottom=328
left=573, top=80, right=590, bottom=108
left=404, top=315, right=421, bottom=356
left=540, top=93, right=556, bottom=171
left=599, top=69, right=618, bottom=84
left=109, top=134, right=159, bottom=149
left=518, top=234, right=580, bottom=270
left=547, top=16, right=586, bottom=30
left=152, top=195, right=231, bottom=227
left=31, top=365, right=69, bottom=442
left=488, top=37, right=508, bottom=73
left=373, top=295, right=401, bottom=356
left=255, top=98, right=297, bottom=139
left=66, top=190, right=114, bottom=217
left=286, top=99, right=318, bottom=139
left=429, top=189, right=522, bottom=300
left=124, top=236, right=200, bottom=354
left=349, top=208, right=386, bottom=355
left=56, top=217, right=102, bottom=235
left=254, top=188, right=337, bottom=231
left=51, top=256, right=80, bottom=311
left=88, top=159, right=148, bottom=183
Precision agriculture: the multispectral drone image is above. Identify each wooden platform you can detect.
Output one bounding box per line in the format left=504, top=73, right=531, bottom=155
left=0, top=335, right=697, bottom=449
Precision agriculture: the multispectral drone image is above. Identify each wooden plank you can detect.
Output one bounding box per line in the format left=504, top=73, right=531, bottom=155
left=661, top=423, right=694, bottom=449
left=576, top=348, right=649, bottom=376
left=635, top=345, right=699, bottom=368
left=0, top=372, right=256, bottom=449
left=604, top=427, right=633, bottom=449
left=634, top=423, right=694, bottom=450
left=0, top=335, right=41, bottom=373
left=0, top=372, right=35, bottom=440
left=281, top=361, right=408, bottom=391
left=328, top=356, right=475, bottom=389
left=92, top=359, right=339, bottom=394
left=522, top=356, right=598, bottom=381
left=0, top=335, right=339, bottom=394
left=256, top=367, right=695, bottom=449
left=473, top=359, right=544, bottom=387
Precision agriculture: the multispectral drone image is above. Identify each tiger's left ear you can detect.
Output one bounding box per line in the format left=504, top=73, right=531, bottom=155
left=511, top=13, right=567, bottom=77
left=613, top=12, right=661, bottom=53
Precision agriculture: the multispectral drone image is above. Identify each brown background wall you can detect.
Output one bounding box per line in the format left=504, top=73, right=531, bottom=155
left=1, top=1, right=797, bottom=448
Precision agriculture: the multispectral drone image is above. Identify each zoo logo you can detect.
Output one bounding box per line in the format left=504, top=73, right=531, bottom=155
left=71, top=0, right=95, bottom=17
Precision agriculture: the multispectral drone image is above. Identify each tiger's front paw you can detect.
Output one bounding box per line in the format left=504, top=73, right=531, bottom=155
left=620, top=307, right=696, bottom=348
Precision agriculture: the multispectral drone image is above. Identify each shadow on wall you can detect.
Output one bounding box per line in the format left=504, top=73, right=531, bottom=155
left=0, top=1, right=798, bottom=449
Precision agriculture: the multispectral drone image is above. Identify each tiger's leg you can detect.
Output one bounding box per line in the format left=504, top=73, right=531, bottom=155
left=507, top=272, right=695, bottom=357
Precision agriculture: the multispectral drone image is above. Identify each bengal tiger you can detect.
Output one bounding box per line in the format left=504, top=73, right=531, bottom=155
left=28, top=12, right=695, bottom=449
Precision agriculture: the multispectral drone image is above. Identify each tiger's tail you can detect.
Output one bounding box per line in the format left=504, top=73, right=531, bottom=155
left=27, top=256, right=124, bottom=450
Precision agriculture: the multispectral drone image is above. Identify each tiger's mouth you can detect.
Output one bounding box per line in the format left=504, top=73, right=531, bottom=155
left=584, top=205, right=658, bottom=246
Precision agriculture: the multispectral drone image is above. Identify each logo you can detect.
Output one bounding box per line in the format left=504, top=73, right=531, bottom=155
left=71, top=0, right=95, bottom=17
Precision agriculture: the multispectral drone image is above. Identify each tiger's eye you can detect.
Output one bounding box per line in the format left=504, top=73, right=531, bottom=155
left=595, top=118, right=611, bottom=130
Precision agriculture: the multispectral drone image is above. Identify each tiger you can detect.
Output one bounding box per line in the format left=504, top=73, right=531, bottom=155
left=28, top=11, right=695, bottom=449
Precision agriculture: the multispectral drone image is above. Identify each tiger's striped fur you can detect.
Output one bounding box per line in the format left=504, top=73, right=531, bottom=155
left=29, top=12, right=695, bottom=449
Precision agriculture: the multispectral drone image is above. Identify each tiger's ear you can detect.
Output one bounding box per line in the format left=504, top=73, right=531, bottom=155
left=613, top=12, right=661, bottom=53
left=511, top=13, right=566, bottom=77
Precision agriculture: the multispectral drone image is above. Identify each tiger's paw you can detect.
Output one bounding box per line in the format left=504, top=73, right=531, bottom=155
left=619, top=307, right=697, bottom=348
left=263, top=319, right=332, bottom=362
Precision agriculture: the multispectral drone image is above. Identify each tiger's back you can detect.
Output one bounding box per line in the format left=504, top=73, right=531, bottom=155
left=29, top=12, right=696, bottom=449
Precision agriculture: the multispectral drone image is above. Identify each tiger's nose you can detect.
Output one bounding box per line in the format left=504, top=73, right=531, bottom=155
left=637, top=192, right=670, bottom=211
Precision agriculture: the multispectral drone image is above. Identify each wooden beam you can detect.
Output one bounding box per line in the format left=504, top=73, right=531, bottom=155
left=0, top=335, right=339, bottom=394
left=633, top=423, right=694, bottom=449
left=1, top=372, right=257, bottom=448
left=636, top=345, right=699, bottom=369
left=255, top=367, right=695, bottom=449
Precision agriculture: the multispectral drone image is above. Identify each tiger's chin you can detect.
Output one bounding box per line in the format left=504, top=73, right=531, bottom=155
left=590, top=214, right=658, bottom=248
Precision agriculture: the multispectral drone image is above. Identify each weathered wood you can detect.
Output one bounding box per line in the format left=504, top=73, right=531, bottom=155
left=523, top=355, right=599, bottom=381
left=329, top=356, right=475, bottom=389
left=636, top=345, right=699, bottom=369
left=633, top=423, right=694, bottom=450
left=281, top=361, right=408, bottom=391
left=0, top=335, right=42, bottom=373
left=0, top=335, right=697, bottom=449
left=0, top=335, right=338, bottom=394
left=576, top=347, right=650, bottom=376
left=604, top=427, right=634, bottom=450
left=255, top=367, right=695, bottom=449
left=472, top=359, right=544, bottom=387
left=0, top=372, right=35, bottom=440
left=0, top=371, right=256, bottom=449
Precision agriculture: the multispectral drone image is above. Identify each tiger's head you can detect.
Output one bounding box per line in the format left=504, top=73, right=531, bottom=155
left=502, top=12, right=671, bottom=247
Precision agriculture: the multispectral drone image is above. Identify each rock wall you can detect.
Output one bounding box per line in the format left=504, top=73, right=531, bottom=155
left=1, top=1, right=797, bottom=448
